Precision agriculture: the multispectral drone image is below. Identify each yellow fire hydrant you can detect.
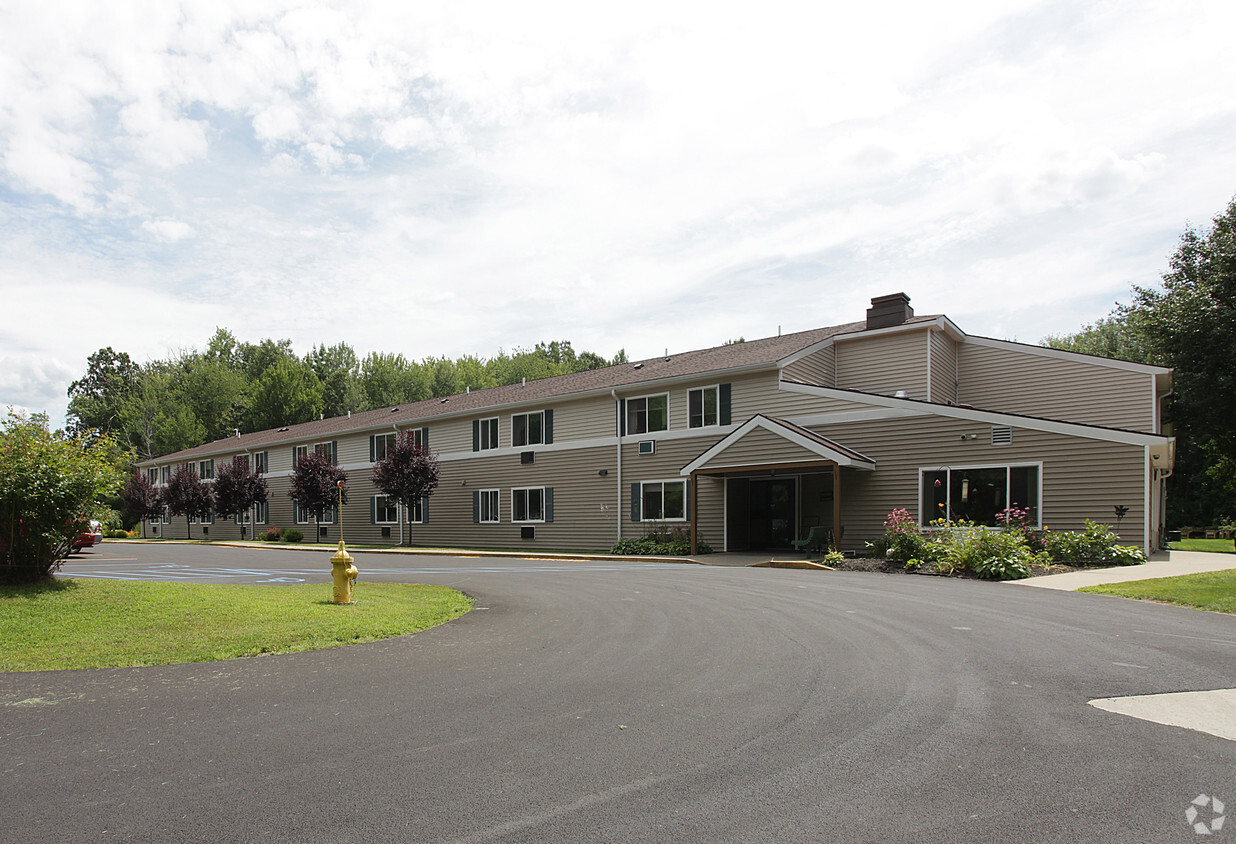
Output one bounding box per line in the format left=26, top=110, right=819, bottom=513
left=330, top=541, right=358, bottom=604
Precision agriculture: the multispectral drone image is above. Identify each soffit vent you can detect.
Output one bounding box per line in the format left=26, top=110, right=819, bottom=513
left=991, top=426, right=1013, bottom=446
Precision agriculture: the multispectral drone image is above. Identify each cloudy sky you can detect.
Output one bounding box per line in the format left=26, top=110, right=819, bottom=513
left=2, top=0, right=1235, bottom=429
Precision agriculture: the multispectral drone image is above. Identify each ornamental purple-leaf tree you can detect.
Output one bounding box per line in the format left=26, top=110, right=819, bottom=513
left=212, top=456, right=268, bottom=538
left=120, top=471, right=161, bottom=538
left=161, top=464, right=213, bottom=539
left=288, top=452, right=347, bottom=541
left=373, top=430, right=440, bottom=545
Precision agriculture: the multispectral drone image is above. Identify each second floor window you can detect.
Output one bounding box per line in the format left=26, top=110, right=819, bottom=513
left=627, top=395, right=668, bottom=435
left=689, top=387, right=719, bottom=428
left=198, top=459, right=214, bottom=480
left=512, top=410, right=552, bottom=446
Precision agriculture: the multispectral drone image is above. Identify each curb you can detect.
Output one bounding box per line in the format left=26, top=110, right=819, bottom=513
left=750, top=560, right=836, bottom=570
left=106, top=538, right=700, bottom=566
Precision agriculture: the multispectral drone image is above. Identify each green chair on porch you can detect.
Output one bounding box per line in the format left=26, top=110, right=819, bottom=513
left=791, top=525, right=832, bottom=555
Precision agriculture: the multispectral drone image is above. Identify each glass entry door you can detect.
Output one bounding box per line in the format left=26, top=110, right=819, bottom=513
left=747, top=479, right=796, bottom=550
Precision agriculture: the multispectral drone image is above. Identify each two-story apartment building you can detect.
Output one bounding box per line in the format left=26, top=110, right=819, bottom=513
left=140, top=294, right=1175, bottom=556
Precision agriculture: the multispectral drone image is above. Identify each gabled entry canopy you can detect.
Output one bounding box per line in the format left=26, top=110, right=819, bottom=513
left=680, top=415, right=876, bottom=477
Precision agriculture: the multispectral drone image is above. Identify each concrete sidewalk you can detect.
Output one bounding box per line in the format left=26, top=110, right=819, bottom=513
left=1012, top=549, right=1236, bottom=590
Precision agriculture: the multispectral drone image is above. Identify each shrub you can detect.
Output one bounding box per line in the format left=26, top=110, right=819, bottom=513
left=1045, top=519, right=1144, bottom=566
left=260, top=527, right=283, bottom=542
left=821, top=549, right=846, bottom=565
left=610, top=527, right=712, bottom=556
left=282, top=528, right=304, bottom=543
left=103, top=529, right=129, bottom=539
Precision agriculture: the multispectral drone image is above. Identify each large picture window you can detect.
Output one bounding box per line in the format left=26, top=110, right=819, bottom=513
left=919, top=465, right=1040, bottom=527
left=627, top=394, right=668, bottom=435
left=373, top=495, right=399, bottom=524
left=635, top=480, right=687, bottom=521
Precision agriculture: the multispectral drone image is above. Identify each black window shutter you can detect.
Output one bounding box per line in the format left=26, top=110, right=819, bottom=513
left=472, top=490, right=480, bottom=523
left=619, top=399, right=626, bottom=436
left=369, top=435, right=376, bottom=463
left=420, top=427, right=429, bottom=450
left=292, top=447, right=299, bottom=466
left=685, top=479, right=691, bottom=521
left=720, top=383, right=732, bottom=426
left=370, top=496, right=377, bottom=524
left=544, top=488, right=553, bottom=522
left=472, top=420, right=480, bottom=452
left=544, top=409, right=553, bottom=444
left=331, top=441, right=339, bottom=464
left=421, top=496, right=428, bottom=523
left=630, top=483, right=640, bottom=521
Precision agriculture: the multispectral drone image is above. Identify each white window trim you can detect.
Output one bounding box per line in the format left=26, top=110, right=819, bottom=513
left=627, top=393, right=669, bottom=434
left=405, top=498, right=425, bottom=525
left=254, top=501, right=268, bottom=525
left=511, top=410, right=546, bottom=447
left=512, top=487, right=546, bottom=523
left=479, top=488, right=500, bottom=524
left=917, top=462, right=1043, bottom=528
left=373, top=495, right=399, bottom=525
left=688, top=385, right=720, bottom=429
left=198, top=459, right=214, bottom=480
left=294, top=502, right=309, bottom=525
left=636, top=479, right=688, bottom=522
left=479, top=417, right=499, bottom=451
left=293, top=445, right=309, bottom=464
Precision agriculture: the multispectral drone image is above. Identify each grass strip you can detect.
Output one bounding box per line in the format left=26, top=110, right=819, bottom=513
left=1168, top=538, right=1235, bottom=554
left=1079, top=568, right=1236, bottom=614
left=0, top=579, right=472, bottom=672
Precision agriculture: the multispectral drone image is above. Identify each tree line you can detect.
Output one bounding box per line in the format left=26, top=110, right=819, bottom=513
left=1045, top=195, right=1236, bottom=528
left=68, top=335, right=627, bottom=460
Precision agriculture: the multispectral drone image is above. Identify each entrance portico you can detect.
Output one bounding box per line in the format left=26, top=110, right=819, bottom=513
left=681, top=415, right=876, bottom=554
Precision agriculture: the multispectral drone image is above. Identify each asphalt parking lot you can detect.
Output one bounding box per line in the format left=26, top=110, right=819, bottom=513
left=3, top=542, right=1235, bottom=843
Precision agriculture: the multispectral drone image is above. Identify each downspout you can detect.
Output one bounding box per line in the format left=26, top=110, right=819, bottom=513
left=612, top=389, right=622, bottom=543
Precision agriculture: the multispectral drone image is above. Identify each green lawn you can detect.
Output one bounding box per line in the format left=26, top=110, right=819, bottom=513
left=0, top=579, right=472, bottom=672
left=1169, top=538, right=1235, bottom=553
left=1080, top=569, right=1236, bottom=614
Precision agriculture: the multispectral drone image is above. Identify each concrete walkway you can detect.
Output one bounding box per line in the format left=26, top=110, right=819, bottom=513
left=1012, top=549, right=1236, bottom=590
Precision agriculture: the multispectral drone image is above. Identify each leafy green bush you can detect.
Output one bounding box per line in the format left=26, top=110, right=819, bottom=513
left=282, top=528, right=304, bottom=543
left=1045, top=519, right=1144, bottom=566
left=103, top=529, right=129, bottom=539
left=260, top=527, right=283, bottom=542
left=610, top=529, right=712, bottom=556
left=821, top=550, right=846, bottom=565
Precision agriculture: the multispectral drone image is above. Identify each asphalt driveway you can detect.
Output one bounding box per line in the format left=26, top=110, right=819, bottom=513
left=2, top=543, right=1234, bottom=843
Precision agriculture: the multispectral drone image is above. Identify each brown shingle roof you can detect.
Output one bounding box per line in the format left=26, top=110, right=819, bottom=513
left=146, top=314, right=940, bottom=463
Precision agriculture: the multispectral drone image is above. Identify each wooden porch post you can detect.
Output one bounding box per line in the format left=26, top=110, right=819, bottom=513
left=690, top=470, right=699, bottom=555
left=832, top=464, right=842, bottom=551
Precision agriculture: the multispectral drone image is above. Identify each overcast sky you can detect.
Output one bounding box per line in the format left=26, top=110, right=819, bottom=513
left=3, top=0, right=1235, bottom=430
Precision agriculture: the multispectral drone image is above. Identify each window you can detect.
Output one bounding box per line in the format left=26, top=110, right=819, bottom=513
left=146, top=468, right=158, bottom=485
left=920, top=465, right=1040, bottom=527
left=161, top=506, right=170, bottom=524
left=293, top=445, right=308, bottom=464
left=476, top=489, right=499, bottom=523
left=203, top=510, right=214, bottom=525
left=407, top=497, right=425, bottom=524
left=198, top=459, right=214, bottom=480
left=294, top=502, right=332, bottom=524
left=254, top=501, right=268, bottom=525
left=252, top=452, right=268, bottom=474
left=512, top=487, right=553, bottom=523
left=373, top=495, right=398, bottom=524
left=689, top=386, right=718, bottom=428
left=161, top=466, right=171, bottom=484
left=512, top=410, right=552, bottom=447
left=634, top=480, right=687, bottom=521
left=372, top=433, right=396, bottom=462
left=234, top=510, right=251, bottom=525
left=315, top=441, right=336, bottom=464
left=626, top=395, right=668, bottom=435
left=474, top=417, right=499, bottom=451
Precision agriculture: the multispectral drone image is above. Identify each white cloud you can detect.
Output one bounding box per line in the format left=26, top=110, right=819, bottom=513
left=141, top=219, right=194, bottom=242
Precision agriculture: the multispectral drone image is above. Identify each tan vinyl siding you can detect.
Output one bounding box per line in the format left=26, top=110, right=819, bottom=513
left=834, top=329, right=929, bottom=399
left=621, top=436, right=727, bottom=550
left=928, top=330, right=957, bottom=404
left=699, top=425, right=827, bottom=469
left=803, top=416, right=1147, bottom=551
left=956, top=343, right=1155, bottom=430
left=782, top=346, right=835, bottom=386
left=731, top=372, right=869, bottom=420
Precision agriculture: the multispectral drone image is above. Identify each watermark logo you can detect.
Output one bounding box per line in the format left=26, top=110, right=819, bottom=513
left=1186, top=795, right=1226, bottom=835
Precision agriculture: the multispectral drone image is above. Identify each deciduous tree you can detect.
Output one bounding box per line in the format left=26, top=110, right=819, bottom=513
left=212, top=456, right=268, bottom=538
left=120, top=471, right=161, bottom=538
left=372, top=430, right=440, bottom=545
left=161, top=464, right=214, bottom=539
left=288, top=452, right=347, bottom=541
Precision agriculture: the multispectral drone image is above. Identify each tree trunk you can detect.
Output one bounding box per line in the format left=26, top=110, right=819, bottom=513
left=185, top=516, right=192, bottom=539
